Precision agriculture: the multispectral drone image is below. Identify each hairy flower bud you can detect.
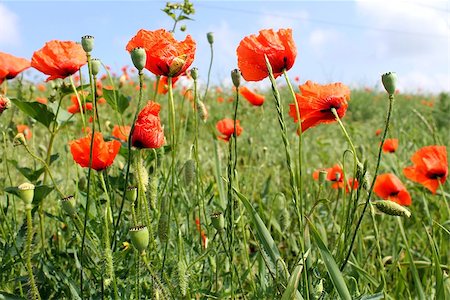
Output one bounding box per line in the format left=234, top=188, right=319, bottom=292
left=374, top=200, right=411, bottom=217
left=206, top=32, right=214, bottom=45
left=231, top=69, right=241, bottom=88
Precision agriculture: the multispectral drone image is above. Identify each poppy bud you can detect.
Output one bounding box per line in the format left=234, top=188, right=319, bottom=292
left=130, top=47, right=146, bottom=71
left=81, top=35, right=94, bottom=53
left=18, top=182, right=35, bottom=206
left=126, top=186, right=137, bottom=202
left=197, top=100, right=208, bottom=122
left=381, top=72, right=397, bottom=95
left=231, top=69, right=241, bottom=88
left=373, top=200, right=411, bottom=217
left=206, top=32, right=214, bottom=45
left=0, top=95, right=11, bottom=115
left=183, top=159, right=196, bottom=185
left=13, top=133, right=27, bottom=147
left=129, top=225, right=149, bottom=253
left=168, top=55, right=187, bottom=77
left=318, top=170, right=327, bottom=184
left=210, top=212, right=225, bottom=231
left=180, top=25, right=187, bottom=32
left=61, top=195, right=77, bottom=216
left=91, top=58, right=101, bottom=76
left=30, top=85, right=36, bottom=92
left=190, top=67, right=198, bottom=80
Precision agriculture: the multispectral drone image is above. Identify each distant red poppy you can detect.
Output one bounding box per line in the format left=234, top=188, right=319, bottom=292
left=289, top=80, right=350, bottom=132
left=375, top=129, right=382, bottom=136
left=112, top=125, right=131, bottom=142
left=67, top=95, right=93, bottom=114
left=195, top=218, right=208, bottom=249
left=17, top=124, right=32, bottom=140
left=240, top=86, right=265, bottom=106
left=373, top=173, right=411, bottom=206
left=36, top=97, right=48, bottom=104
left=155, top=76, right=179, bottom=95
left=0, top=52, right=31, bottom=84
left=403, top=145, right=448, bottom=194
left=237, top=28, right=296, bottom=81
left=31, top=40, right=86, bottom=81
left=70, top=133, right=121, bottom=171
left=126, top=29, right=196, bottom=77
left=131, top=101, right=165, bottom=149
left=216, top=118, right=243, bottom=142
left=382, top=138, right=398, bottom=153
left=345, top=178, right=359, bottom=192
left=217, top=96, right=224, bottom=103
left=37, top=84, right=46, bottom=92
left=0, top=95, right=10, bottom=115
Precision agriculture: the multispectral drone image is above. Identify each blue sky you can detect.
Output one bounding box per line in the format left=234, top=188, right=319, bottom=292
left=0, top=0, right=449, bottom=93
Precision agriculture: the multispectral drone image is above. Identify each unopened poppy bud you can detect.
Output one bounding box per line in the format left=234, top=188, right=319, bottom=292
left=81, top=35, right=94, bottom=53
left=13, top=133, right=27, bottom=147
left=197, top=100, right=208, bottom=122
left=130, top=225, right=149, bottom=253
left=211, top=212, right=225, bottom=231
left=61, top=195, right=77, bottom=216
left=126, top=186, right=137, bottom=202
left=169, top=55, right=187, bottom=77
left=183, top=159, right=196, bottom=185
left=91, top=58, right=101, bottom=76
left=207, top=32, right=214, bottom=45
left=373, top=200, right=411, bottom=217
left=381, top=72, right=397, bottom=95
left=231, top=69, right=240, bottom=88
left=190, top=67, right=198, bottom=80
left=30, top=85, right=36, bottom=92
left=318, top=170, right=327, bottom=184
left=130, top=47, right=146, bottom=71
left=0, top=95, right=11, bottom=115
left=18, top=182, right=35, bottom=206
left=180, top=25, right=187, bottom=32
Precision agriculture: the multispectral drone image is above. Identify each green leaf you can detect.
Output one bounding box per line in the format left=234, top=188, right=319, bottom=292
left=281, top=250, right=309, bottom=300
left=102, top=88, right=130, bottom=114
left=424, top=225, right=445, bottom=300
left=308, top=221, right=351, bottom=300
left=0, top=291, right=25, bottom=300
left=10, top=98, right=55, bottom=128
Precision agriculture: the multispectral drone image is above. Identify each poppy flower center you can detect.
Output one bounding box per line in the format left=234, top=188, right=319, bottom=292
left=389, top=191, right=400, bottom=197
left=320, top=98, right=342, bottom=113
left=426, top=171, right=446, bottom=179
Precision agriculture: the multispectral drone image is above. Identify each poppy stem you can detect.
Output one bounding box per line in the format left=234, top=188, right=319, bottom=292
left=69, top=75, right=86, bottom=128
left=203, top=42, right=214, bottom=101
left=438, top=182, right=450, bottom=218
left=330, top=108, right=360, bottom=165
left=153, top=75, right=161, bottom=102
left=25, top=204, right=41, bottom=300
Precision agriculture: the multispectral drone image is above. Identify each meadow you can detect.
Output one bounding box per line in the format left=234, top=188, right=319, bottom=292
left=0, top=2, right=449, bottom=299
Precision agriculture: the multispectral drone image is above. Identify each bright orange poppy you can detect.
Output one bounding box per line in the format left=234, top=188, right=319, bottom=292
left=17, top=124, right=32, bottom=140
left=403, top=145, right=448, bottom=194
left=373, top=173, right=411, bottom=206
left=289, top=80, right=350, bottom=132
left=0, top=52, right=31, bottom=84
left=112, top=125, right=131, bottom=142
left=31, top=40, right=87, bottom=81
left=237, top=28, right=296, bottom=81
left=216, top=118, right=243, bottom=142
left=36, top=97, right=48, bottom=104
left=131, top=101, right=165, bottom=149
left=69, top=132, right=121, bottom=171
left=0, top=95, right=10, bottom=115
left=382, top=138, right=398, bottom=153
left=240, top=86, right=265, bottom=106
left=126, top=29, right=196, bottom=77
left=67, top=95, right=93, bottom=114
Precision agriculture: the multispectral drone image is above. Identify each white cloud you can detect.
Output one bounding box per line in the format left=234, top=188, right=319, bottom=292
left=0, top=4, right=20, bottom=47
left=309, top=28, right=341, bottom=57
left=398, top=71, right=450, bottom=93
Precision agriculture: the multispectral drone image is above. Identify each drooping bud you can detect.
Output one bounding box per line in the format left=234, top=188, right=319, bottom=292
left=0, top=95, right=11, bottom=115
left=61, top=195, right=77, bottom=216
left=373, top=200, right=411, bottom=217
left=381, top=72, right=397, bottom=95
left=13, top=133, right=27, bottom=147
left=91, top=58, right=101, bottom=76
left=168, top=55, right=187, bottom=77
left=130, top=47, right=146, bottom=71
left=231, top=69, right=241, bottom=88
left=18, top=182, right=35, bottom=206
left=211, top=212, right=225, bottom=231
left=129, top=225, right=149, bottom=253
left=81, top=35, right=94, bottom=53
left=190, top=67, right=198, bottom=80
left=206, top=32, right=214, bottom=45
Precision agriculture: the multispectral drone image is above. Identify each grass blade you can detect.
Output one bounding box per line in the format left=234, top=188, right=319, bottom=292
left=424, top=224, right=445, bottom=300
left=281, top=250, right=309, bottom=300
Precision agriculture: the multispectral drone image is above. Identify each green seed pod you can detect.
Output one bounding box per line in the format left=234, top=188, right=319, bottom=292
left=18, top=182, right=35, bottom=206
left=130, top=47, right=147, bottom=71
left=210, top=212, right=225, bottom=231
left=318, top=170, right=327, bottom=184
left=91, top=58, right=101, bottom=76
left=180, top=25, right=187, bottom=32
left=381, top=72, right=397, bottom=95
left=373, top=200, right=411, bottom=217
left=190, top=67, right=198, bottom=80
left=81, top=35, right=94, bottom=53
left=126, top=186, right=137, bottom=203
left=61, top=195, right=77, bottom=216
left=183, top=159, right=196, bottom=186
left=206, top=32, right=214, bottom=45
left=231, top=69, right=241, bottom=88
left=129, top=225, right=149, bottom=253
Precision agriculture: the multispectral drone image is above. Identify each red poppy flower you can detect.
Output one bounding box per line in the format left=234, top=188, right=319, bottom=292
left=0, top=52, right=31, bottom=84
left=131, top=101, right=165, bottom=149
left=237, top=28, right=297, bottom=81
left=31, top=40, right=87, bottom=81
left=375, top=129, right=382, bottom=136
left=36, top=97, right=48, bottom=104
left=155, top=76, right=179, bottom=95
left=112, top=125, right=131, bottom=142
left=240, top=86, right=265, bottom=106
left=0, top=95, right=11, bottom=115
left=289, top=80, right=350, bottom=132
left=345, top=178, right=359, bottom=192
left=69, top=132, right=121, bottom=171
left=67, top=95, right=93, bottom=114
left=382, top=138, right=398, bottom=153
left=17, top=124, right=32, bottom=140
left=403, top=145, right=448, bottom=194
left=216, top=118, right=243, bottom=142
left=373, top=173, right=411, bottom=206
left=126, top=29, right=196, bottom=77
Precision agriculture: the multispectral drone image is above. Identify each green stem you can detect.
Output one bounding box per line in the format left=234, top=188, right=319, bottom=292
left=69, top=75, right=86, bottom=128
left=330, top=108, right=360, bottom=166
left=203, top=43, right=214, bottom=101
left=26, top=207, right=41, bottom=300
